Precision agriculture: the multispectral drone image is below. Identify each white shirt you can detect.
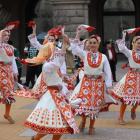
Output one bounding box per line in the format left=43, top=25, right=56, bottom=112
left=70, top=43, right=112, bottom=87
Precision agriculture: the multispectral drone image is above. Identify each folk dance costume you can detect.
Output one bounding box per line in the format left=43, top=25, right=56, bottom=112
left=70, top=35, right=115, bottom=134
left=110, top=36, right=140, bottom=124
left=23, top=52, right=79, bottom=134
left=15, top=27, right=67, bottom=99
left=0, top=43, right=18, bottom=104
left=0, top=29, right=18, bottom=124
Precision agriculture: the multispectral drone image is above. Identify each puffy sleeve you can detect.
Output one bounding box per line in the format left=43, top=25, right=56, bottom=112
left=43, top=52, right=65, bottom=74
left=116, top=39, right=131, bottom=58
left=60, top=61, right=67, bottom=77
left=28, top=34, right=42, bottom=50
left=12, top=55, right=18, bottom=76
left=103, top=55, right=112, bottom=88
left=70, top=43, right=86, bottom=60
left=0, top=44, right=4, bottom=53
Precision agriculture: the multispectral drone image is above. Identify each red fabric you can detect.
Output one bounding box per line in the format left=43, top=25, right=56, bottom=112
left=128, top=27, right=140, bottom=36
left=18, top=57, right=28, bottom=65
left=26, top=21, right=36, bottom=27
left=55, top=26, right=66, bottom=36
left=87, top=26, right=95, bottom=32
left=6, top=21, right=20, bottom=30
left=121, top=62, right=129, bottom=69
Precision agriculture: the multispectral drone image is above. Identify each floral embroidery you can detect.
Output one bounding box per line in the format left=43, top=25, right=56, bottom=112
left=3, top=45, right=14, bottom=57
left=132, top=50, right=140, bottom=63
left=87, top=52, right=102, bottom=68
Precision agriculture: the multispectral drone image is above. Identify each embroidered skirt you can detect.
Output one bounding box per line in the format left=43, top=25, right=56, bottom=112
left=71, top=75, right=114, bottom=119
left=110, top=69, right=140, bottom=106
left=15, top=73, right=47, bottom=100
left=23, top=89, right=79, bottom=134
left=0, top=63, right=15, bottom=104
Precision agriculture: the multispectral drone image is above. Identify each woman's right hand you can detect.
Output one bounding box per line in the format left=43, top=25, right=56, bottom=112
left=122, top=30, right=126, bottom=40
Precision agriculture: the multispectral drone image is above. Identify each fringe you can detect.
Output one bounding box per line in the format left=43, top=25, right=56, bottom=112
left=73, top=111, right=98, bottom=120
left=0, top=96, right=16, bottom=104
left=122, top=101, right=139, bottom=106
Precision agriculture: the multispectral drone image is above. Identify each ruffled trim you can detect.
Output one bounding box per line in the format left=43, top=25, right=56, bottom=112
left=0, top=96, right=16, bottom=104
left=72, top=110, right=99, bottom=120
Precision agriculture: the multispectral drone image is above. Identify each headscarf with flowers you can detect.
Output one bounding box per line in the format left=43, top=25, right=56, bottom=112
left=132, top=36, right=140, bottom=49
left=88, top=35, right=101, bottom=49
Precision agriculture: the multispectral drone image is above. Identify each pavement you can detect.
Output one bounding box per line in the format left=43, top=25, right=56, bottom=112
left=1, top=61, right=140, bottom=140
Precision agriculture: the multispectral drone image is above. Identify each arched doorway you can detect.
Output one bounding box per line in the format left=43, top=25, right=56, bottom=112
left=103, top=0, right=136, bottom=50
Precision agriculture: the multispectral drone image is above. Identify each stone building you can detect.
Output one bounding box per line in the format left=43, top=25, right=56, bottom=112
left=0, top=0, right=139, bottom=56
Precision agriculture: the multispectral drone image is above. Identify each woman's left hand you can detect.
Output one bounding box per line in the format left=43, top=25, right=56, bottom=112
left=14, top=75, right=18, bottom=82
left=65, top=98, right=70, bottom=104
left=106, top=87, right=113, bottom=95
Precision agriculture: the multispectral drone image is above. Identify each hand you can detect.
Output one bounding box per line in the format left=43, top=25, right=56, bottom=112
left=106, top=88, right=112, bottom=95
left=65, top=98, right=70, bottom=104
left=63, top=34, right=68, bottom=44
left=75, top=62, right=78, bottom=65
left=14, top=75, right=18, bottom=82
left=122, top=30, right=126, bottom=40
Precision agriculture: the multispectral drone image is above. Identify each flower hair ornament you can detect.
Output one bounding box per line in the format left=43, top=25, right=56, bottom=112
left=132, top=36, right=140, bottom=49
left=89, top=35, right=101, bottom=44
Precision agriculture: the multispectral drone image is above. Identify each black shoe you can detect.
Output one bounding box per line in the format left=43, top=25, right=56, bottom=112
left=114, top=80, right=117, bottom=82
left=23, top=83, right=29, bottom=87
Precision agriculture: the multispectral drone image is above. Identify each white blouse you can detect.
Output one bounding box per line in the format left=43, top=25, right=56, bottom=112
left=42, top=52, right=65, bottom=86
left=117, top=39, right=140, bottom=69
left=0, top=44, right=18, bottom=75
left=70, top=43, right=112, bottom=87
left=28, top=34, right=67, bottom=75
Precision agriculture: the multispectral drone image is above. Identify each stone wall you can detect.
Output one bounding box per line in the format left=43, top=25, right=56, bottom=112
left=50, top=0, right=90, bottom=39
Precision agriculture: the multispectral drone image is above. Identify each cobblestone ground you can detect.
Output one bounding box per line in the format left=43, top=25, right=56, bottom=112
left=1, top=61, right=140, bottom=140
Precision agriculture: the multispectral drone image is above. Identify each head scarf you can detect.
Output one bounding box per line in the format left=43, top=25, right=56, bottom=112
left=88, top=35, right=101, bottom=50
left=132, top=36, right=140, bottom=49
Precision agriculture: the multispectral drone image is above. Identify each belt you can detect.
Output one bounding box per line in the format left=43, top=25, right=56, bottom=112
left=130, top=68, right=140, bottom=73
left=0, top=61, right=12, bottom=65
left=47, top=86, right=62, bottom=91
left=84, top=74, right=102, bottom=79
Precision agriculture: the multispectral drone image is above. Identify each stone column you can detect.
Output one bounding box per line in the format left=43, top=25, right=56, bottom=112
left=50, top=0, right=90, bottom=38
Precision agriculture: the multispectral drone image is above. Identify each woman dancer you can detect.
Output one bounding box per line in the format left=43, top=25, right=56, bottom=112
left=70, top=27, right=113, bottom=134
left=0, top=29, right=18, bottom=123
left=17, top=34, right=79, bottom=140
left=110, top=30, right=140, bottom=125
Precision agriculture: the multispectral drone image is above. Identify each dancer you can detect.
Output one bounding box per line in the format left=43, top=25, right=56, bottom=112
left=70, top=27, right=113, bottom=134
left=26, top=25, right=67, bottom=77
left=110, top=30, right=140, bottom=125
left=0, top=29, right=18, bottom=123
left=21, top=34, right=79, bottom=140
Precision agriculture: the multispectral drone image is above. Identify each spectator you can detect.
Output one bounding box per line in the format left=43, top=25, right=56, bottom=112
left=23, top=43, right=41, bottom=89
left=102, top=39, right=118, bottom=82
left=24, top=42, right=30, bottom=56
